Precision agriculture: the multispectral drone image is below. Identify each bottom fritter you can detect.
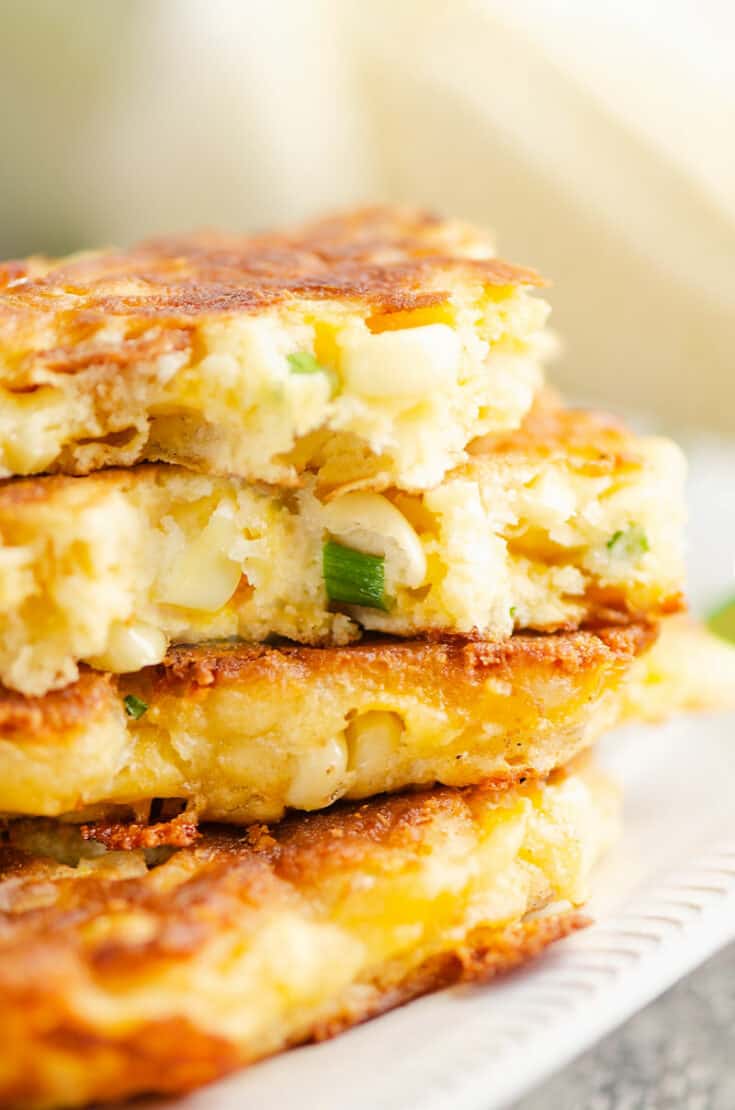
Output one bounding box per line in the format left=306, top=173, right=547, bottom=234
left=0, top=763, right=617, bottom=1109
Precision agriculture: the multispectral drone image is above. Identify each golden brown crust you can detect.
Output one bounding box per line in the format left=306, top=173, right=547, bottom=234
left=0, top=781, right=575, bottom=960
left=0, top=624, right=655, bottom=742
left=580, top=582, right=686, bottom=625
left=470, top=394, right=639, bottom=471
left=0, top=1012, right=243, bottom=1107
left=155, top=622, right=656, bottom=691
left=0, top=915, right=585, bottom=1107
left=0, top=464, right=136, bottom=508
left=247, top=780, right=561, bottom=891
left=309, top=913, right=589, bottom=1041
left=0, top=671, right=115, bottom=738
left=0, top=208, right=543, bottom=383
left=0, top=774, right=598, bottom=1107
left=79, top=812, right=200, bottom=851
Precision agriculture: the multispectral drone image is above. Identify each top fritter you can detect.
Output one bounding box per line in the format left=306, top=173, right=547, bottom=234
left=0, top=207, right=548, bottom=489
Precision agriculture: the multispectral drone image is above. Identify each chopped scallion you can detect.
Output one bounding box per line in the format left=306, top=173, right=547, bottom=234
left=287, top=351, right=339, bottom=395
left=708, top=595, right=735, bottom=645
left=123, top=694, right=149, bottom=720
left=323, top=540, right=390, bottom=611
left=606, top=524, right=650, bottom=558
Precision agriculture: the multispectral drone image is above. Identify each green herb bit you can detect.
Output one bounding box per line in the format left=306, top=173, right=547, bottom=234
left=323, top=540, right=390, bottom=611
left=287, top=351, right=339, bottom=395
left=606, top=524, right=650, bottom=559
left=123, top=694, right=149, bottom=720
left=708, top=595, right=735, bottom=645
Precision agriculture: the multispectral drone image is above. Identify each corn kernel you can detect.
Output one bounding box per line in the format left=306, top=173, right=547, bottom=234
left=88, top=621, right=167, bottom=673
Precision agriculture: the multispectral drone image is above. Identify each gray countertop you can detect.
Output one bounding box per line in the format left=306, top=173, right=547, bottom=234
left=513, top=942, right=735, bottom=1109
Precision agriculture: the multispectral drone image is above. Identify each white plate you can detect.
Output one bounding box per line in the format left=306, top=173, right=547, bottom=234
left=153, top=443, right=735, bottom=1110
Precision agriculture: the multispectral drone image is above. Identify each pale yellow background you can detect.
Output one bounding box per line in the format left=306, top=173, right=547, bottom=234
left=1, top=0, right=733, bottom=434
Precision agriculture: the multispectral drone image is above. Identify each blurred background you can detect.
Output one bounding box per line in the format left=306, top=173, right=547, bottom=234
left=1, top=0, right=733, bottom=433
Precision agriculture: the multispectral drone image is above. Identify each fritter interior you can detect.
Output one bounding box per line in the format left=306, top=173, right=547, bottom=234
left=0, top=402, right=684, bottom=695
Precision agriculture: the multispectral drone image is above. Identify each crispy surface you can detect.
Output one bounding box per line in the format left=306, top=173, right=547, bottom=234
left=1, top=207, right=541, bottom=324
left=0, top=625, right=653, bottom=823
left=157, top=621, right=654, bottom=691
left=0, top=207, right=549, bottom=487
left=472, top=397, right=636, bottom=465
left=0, top=767, right=615, bottom=1108
left=0, top=399, right=684, bottom=696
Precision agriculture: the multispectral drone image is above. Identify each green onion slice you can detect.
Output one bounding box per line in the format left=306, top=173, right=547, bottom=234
left=123, top=694, right=149, bottom=720
left=323, top=540, right=390, bottom=611
left=287, top=351, right=339, bottom=395
left=606, top=524, right=650, bottom=558
left=708, top=595, right=735, bottom=644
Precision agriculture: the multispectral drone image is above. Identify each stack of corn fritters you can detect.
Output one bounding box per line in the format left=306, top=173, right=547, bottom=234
left=0, top=208, right=709, bottom=1107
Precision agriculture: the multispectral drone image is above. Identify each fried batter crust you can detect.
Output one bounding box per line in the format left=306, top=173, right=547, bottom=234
left=0, top=769, right=612, bottom=1108
left=0, top=626, right=653, bottom=824
left=0, top=207, right=542, bottom=341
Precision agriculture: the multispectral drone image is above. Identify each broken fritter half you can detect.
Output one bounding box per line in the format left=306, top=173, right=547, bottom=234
left=0, top=207, right=550, bottom=489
